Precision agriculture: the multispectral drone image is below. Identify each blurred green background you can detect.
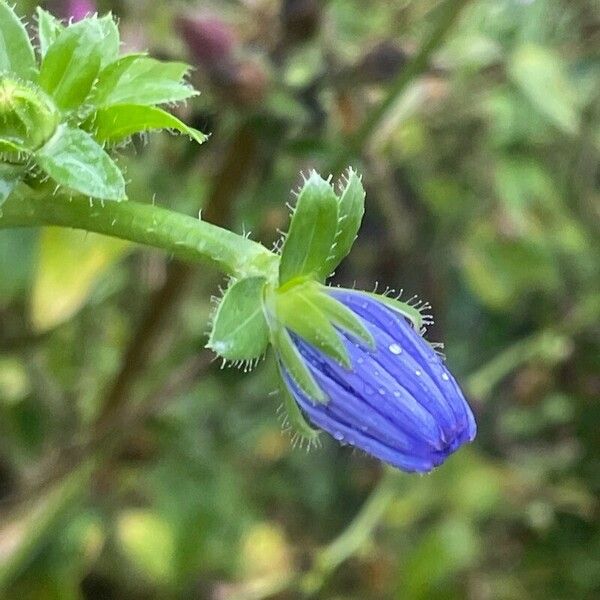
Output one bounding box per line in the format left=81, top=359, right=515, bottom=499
left=1, top=0, right=599, bottom=598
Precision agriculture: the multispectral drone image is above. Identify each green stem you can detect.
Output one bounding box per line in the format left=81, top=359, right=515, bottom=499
left=0, top=191, right=278, bottom=280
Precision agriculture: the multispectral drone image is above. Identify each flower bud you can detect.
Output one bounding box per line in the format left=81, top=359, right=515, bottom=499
left=274, top=286, right=477, bottom=473
left=0, top=78, right=59, bottom=155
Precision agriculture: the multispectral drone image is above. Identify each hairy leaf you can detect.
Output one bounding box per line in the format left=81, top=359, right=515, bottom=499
left=0, top=1, right=37, bottom=80
left=91, top=55, right=197, bottom=107
left=39, top=18, right=107, bottom=110
left=35, top=125, right=126, bottom=201
left=36, top=8, right=64, bottom=58
left=87, top=104, right=207, bottom=145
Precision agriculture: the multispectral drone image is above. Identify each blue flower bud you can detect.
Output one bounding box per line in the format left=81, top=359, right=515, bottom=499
left=279, top=289, right=476, bottom=473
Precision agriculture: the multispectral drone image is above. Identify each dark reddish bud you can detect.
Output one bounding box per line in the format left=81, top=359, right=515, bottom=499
left=281, top=0, right=322, bottom=44
left=358, top=42, right=409, bottom=83
left=175, top=14, right=237, bottom=67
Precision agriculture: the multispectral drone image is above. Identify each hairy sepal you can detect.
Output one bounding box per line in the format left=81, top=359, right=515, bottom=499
left=278, top=171, right=339, bottom=285
left=207, top=276, right=269, bottom=361
left=0, top=1, right=37, bottom=81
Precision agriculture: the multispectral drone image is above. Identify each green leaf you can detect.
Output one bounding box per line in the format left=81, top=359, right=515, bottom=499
left=0, top=163, right=24, bottom=207
left=207, top=277, right=269, bottom=361
left=279, top=171, right=339, bottom=284
left=91, top=55, right=197, bottom=107
left=276, top=284, right=350, bottom=368
left=31, top=227, right=130, bottom=332
left=39, top=18, right=108, bottom=110
left=271, top=326, right=326, bottom=403
left=87, top=104, right=207, bottom=145
left=0, top=1, right=37, bottom=80
left=508, top=44, right=579, bottom=134
left=325, top=168, right=365, bottom=274
left=36, top=8, right=65, bottom=58
left=35, top=125, right=126, bottom=201
left=96, top=14, right=120, bottom=67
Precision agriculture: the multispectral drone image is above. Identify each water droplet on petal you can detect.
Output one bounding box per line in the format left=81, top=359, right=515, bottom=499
left=333, top=431, right=344, bottom=441
left=415, top=370, right=422, bottom=376
left=357, top=357, right=364, bottom=364
left=441, top=373, right=450, bottom=381
left=393, top=390, right=401, bottom=397
left=389, top=343, right=402, bottom=355
left=378, top=387, right=386, bottom=395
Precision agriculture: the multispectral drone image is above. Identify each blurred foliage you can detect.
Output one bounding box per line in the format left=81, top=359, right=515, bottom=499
left=0, top=0, right=599, bottom=599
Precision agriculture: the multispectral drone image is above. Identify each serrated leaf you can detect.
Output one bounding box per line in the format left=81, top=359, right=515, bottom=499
left=508, top=44, right=579, bottom=134
left=97, top=14, right=120, bottom=67
left=279, top=171, right=339, bottom=284
left=91, top=55, right=197, bottom=107
left=272, top=326, right=325, bottom=403
left=0, top=163, right=24, bottom=207
left=31, top=227, right=130, bottom=332
left=207, top=277, right=269, bottom=361
left=87, top=104, right=207, bottom=145
left=276, top=284, right=350, bottom=368
left=35, top=125, right=126, bottom=201
left=0, top=1, right=37, bottom=81
left=325, top=168, right=365, bottom=274
left=36, top=8, right=65, bottom=58
left=39, top=18, right=107, bottom=110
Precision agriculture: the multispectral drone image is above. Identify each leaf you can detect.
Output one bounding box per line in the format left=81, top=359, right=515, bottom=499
left=325, top=167, right=365, bottom=274
left=207, top=277, right=269, bottom=361
left=0, top=164, right=24, bottom=207
left=87, top=104, right=207, bottom=145
left=39, top=17, right=108, bottom=110
left=35, top=125, right=126, bottom=201
left=91, top=55, right=197, bottom=107
left=279, top=171, right=339, bottom=284
left=36, top=8, right=64, bottom=58
left=31, top=227, right=129, bottom=332
left=508, top=44, right=579, bottom=134
left=0, top=1, right=37, bottom=80
left=96, top=14, right=120, bottom=67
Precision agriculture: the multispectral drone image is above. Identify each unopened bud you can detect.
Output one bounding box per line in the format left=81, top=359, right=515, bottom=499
left=0, top=78, right=59, bottom=155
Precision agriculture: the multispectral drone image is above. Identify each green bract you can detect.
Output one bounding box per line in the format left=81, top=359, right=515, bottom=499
left=0, top=1, right=206, bottom=204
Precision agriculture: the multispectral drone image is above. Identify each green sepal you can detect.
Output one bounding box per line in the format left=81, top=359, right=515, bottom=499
left=207, top=276, right=269, bottom=361
left=91, top=55, right=197, bottom=108
left=39, top=17, right=109, bottom=110
left=369, top=293, right=424, bottom=331
left=276, top=283, right=350, bottom=369
left=279, top=171, right=339, bottom=285
left=325, top=167, right=365, bottom=275
left=271, top=326, right=326, bottom=403
left=318, top=289, right=375, bottom=349
left=277, top=362, right=320, bottom=444
left=0, top=163, right=24, bottom=207
left=0, top=1, right=37, bottom=81
left=86, top=104, right=207, bottom=145
left=35, top=125, right=126, bottom=201
left=96, top=14, right=120, bottom=67
left=36, top=8, right=65, bottom=58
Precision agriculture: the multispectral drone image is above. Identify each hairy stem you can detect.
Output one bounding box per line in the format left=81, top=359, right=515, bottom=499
left=0, top=191, right=278, bottom=280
